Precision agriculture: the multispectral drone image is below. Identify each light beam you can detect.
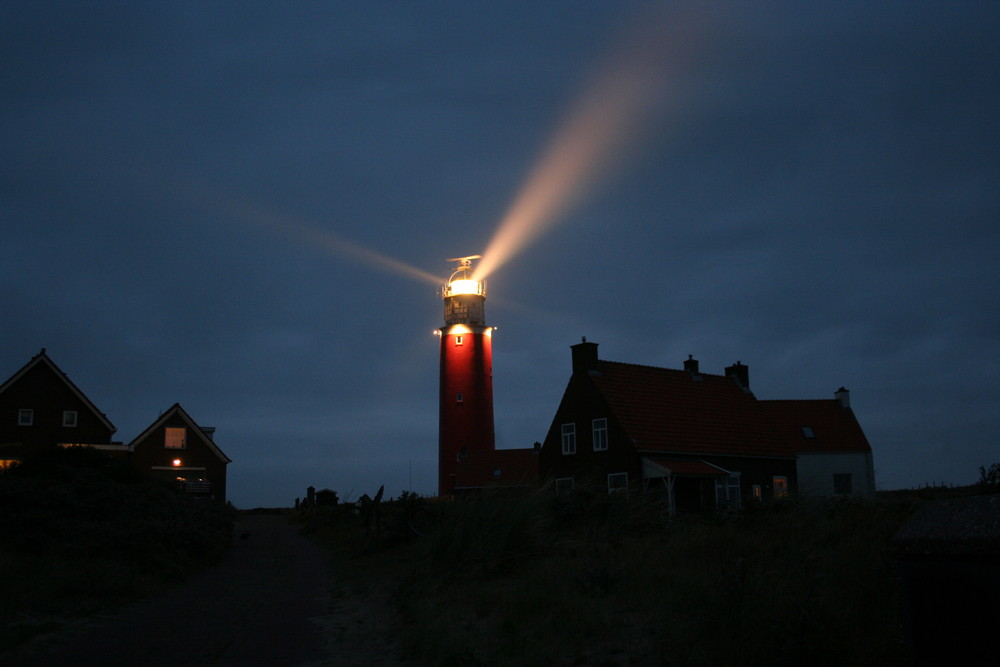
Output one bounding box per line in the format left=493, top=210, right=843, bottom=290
left=198, top=189, right=441, bottom=287
left=473, top=5, right=707, bottom=282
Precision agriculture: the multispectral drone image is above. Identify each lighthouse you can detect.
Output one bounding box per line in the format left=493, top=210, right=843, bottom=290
left=436, top=255, right=495, bottom=496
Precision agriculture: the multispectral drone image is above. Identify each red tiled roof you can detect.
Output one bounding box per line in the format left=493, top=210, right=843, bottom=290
left=759, top=399, right=871, bottom=453
left=589, top=361, right=793, bottom=458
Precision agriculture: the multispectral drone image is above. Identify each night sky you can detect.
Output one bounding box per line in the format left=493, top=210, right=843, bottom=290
left=3, top=2, right=997, bottom=508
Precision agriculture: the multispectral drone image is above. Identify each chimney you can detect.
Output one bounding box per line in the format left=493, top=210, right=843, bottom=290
left=571, top=338, right=599, bottom=374
left=683, top=354, right=699, bottom=375
left=725, top=361, right=750, bottom=390
left=835, top=387, right=850, bottom=409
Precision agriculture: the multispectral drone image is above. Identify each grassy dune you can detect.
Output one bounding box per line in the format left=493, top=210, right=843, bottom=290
left=298, top=489, right=920, bottom=666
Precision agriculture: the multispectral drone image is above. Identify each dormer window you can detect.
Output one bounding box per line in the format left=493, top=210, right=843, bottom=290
left=18, top=409, right=33, bottom=426
left=63, top=410, right=78, bottom=427
left=801, top=426, right=815, bottom=439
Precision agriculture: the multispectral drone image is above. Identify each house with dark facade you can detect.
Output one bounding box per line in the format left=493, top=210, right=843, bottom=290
left=538, top=340, right=874, bottom=512
left=0, top=349, right=119, bottom=465
left=0, top=350, right=230, bottom=501
left=129, top=403, right=231, bottom=502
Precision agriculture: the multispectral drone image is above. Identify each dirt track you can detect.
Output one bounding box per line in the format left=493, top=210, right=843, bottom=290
left=10, top=512, right=405, bottom=666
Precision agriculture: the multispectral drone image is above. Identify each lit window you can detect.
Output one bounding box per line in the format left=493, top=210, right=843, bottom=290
left=165, top=427, right=186, bottom=449
left=801, top=426, right=815, bottom=438
left=773, top=476, right=789, bottom=498
left=752, top=484, right=762, bottom=499
left=18, top=409, right=33, bottom=426
left=592, top=418, right=608, bottom=451
left=560, top=423, right=576, bottom=455
left=63, top=411, right=78, bottom=427
left=608, top=472, right=628, bottom=496
left=455, top=335, right=463, bottom=346
left=833, top=473, right=852, bottom=495
left=555, top=477, right=574, bottom=494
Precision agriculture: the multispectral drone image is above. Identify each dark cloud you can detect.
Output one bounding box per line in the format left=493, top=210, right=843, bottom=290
left=2, top=2, right=998, bottom=505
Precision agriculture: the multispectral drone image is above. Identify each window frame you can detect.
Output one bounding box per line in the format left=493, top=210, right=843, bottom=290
left=592, top=417, right=608, bottom=451
left=164, top=427, right=187, bottom=449
left=607, top=472, right=628, bottom=496
left=833, top=473, right=853, bottom=495
left=715, top=474, right=742, bottom=510
left=18, top=409, right=34, bottom=426
left=554, top=477, right=575, bottom=495
left=560, top=423, right=576, bottom=455
left=773, top=475, right=789, bottom=498
left=62, top=410, right=78, bottom=427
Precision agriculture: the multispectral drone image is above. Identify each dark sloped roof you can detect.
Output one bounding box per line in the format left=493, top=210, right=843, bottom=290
left=588, top=361, right=792, bottom=458
left=759, top=399, right=872, bottom=453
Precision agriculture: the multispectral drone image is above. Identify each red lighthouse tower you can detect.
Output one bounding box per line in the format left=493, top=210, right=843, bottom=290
left=436, top=256, right=495, bottom=496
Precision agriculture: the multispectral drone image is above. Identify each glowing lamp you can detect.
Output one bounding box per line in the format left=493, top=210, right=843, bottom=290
left=447, top=279, right=483, bottom=296
left=172, top=459, right=182, bottom=467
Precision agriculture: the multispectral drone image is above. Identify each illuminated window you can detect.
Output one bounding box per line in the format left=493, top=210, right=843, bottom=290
left=752, top=484, right=762, bottom=500
left=608, top=472, right=628, bottom=496
left=560, top=423, right=576, bottom=455
left=715, top=475, right=741, bottom=510
left=833, top=473, right=852, bottom=495
left=63, top=410, right=78, bottom=427
left=592, top=418, right=608, bottom=451
left=555, top=477, right=574, bottom=494
left=801, top=426, right=815, bottom=439
left=1, top=460, right=20, bottom=472
left=455, top=335, right=463, bottom=346
left=165, top=427, right=186, bottom=449
left=773, top=476, right=789, bottom=498
left=18, top=409, right=33, bottom=426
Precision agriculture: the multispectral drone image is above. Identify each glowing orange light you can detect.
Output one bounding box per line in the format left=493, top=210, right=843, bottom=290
left=172, top=459, right=182, bottom=467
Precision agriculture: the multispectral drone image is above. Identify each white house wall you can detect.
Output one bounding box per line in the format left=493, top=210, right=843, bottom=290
left=797, top=451, right=875, bottom=498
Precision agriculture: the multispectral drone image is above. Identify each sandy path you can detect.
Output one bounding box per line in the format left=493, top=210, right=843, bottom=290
left=9, top=512, right=404, bottom=666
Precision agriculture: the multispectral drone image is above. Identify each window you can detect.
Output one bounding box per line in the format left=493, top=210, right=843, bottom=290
left=63, top=410, right=78, bottom=427
left=18, top=409, right=33, bottom=426
left=801, top=426, right=815, bottom=439
left=455, top=335, right=464, bottom=346
left=555, top=477, right=574, bottom=495
left=752, top=484, right=762, bottom=500
left=715, top=475, right=741, bottom=510
left=833, top=473, right=853, bottom=495
left=456, top=392, right=464, bottom=404
left=608, top=472, right=628, bottom=496
left=592, top=418, right=608, bottom=451
left=165, top=427, right=186, bottom=449
left=773, top=476, right=789, bottom=498
left=560, top=423, right=576, bottom=455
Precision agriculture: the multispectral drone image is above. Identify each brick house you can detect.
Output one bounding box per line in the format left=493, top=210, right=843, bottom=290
left=129, top=403, right=231, bottom=502
left=0, top=350, right=230, bottom=501
left=538, top=341, right=874, bottom=512
left=0, top=349, right=118, bottom=465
